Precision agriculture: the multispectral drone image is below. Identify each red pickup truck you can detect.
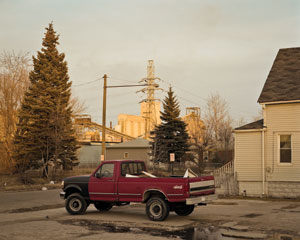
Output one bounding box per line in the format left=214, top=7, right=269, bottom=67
left=60, top=160, right=216, bottom=221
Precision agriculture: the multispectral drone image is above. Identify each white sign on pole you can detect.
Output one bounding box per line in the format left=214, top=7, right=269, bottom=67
left=100, top=155, right=105, bottom=161
left=170, top=153, right=175, bottom=162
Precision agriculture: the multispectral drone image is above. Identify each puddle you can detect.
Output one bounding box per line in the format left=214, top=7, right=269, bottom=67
left=210, top=202, right=238, bottom=206
left=59, top=219, right=300, bottom=240
left=241, top=213, right=263, bottom=218
left=280, top=204, right=300, bottom=210
left=3, top=204, right=64, bottom=213
left=60, top=219, right=223, bottom=239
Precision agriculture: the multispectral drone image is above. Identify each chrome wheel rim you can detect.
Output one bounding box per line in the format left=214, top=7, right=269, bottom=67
left=69, top=198, right=82, bottom=212
left=149, top=201, right=162, bottom=218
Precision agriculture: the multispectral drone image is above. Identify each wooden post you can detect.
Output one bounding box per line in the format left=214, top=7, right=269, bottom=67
left=101, top=74, right=107, bottom=160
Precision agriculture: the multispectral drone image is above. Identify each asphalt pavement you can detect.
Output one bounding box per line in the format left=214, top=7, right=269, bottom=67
left=0, top=189, right=300, bottom=239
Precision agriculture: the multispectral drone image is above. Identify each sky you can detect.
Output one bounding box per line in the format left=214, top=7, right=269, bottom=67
left=1, top=0, right=300, bottom=126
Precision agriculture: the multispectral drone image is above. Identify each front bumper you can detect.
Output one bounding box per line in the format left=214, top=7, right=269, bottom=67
left=186, top=194, right=218, bottom=205
left=60, top=191, right=66, bottom=199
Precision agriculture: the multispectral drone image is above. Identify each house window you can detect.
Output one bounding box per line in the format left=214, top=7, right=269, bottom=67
left=279, top=135, right=292, bottom=164
left=124, top=152, right=129, bottom=159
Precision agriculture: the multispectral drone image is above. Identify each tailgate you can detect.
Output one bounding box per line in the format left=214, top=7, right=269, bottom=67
left=188, top=176, right=215, bottom=196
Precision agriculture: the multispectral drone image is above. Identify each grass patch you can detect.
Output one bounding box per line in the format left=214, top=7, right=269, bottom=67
left=0, top=167, right=95, bottom=192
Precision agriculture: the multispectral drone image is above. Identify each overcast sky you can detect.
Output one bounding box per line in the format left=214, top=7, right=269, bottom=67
left=1, top=0, right=300, bottom=126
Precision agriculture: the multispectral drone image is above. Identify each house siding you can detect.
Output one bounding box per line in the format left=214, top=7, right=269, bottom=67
left=106, top=148, right=150, bottom=162
left=265, top=103, right=300, bottom=182
left=235, top=131, right=262, bottom=181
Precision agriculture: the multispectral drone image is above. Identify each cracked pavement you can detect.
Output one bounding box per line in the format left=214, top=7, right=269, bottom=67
left=0, top=189, right=300, bottom=239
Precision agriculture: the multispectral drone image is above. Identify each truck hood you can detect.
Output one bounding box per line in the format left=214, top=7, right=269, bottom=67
left=63, top=175, right=90, bottom=184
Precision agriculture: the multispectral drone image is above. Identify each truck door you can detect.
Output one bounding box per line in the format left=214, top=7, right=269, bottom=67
left=117, top=162, right=145, bottom=202
left=89, top=163, right=117, bottom=201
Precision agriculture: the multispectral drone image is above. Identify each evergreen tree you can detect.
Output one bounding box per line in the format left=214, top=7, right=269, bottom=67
left=13, top=23, right=79, bottom=177
left=150, top=87, right=189, bottom=163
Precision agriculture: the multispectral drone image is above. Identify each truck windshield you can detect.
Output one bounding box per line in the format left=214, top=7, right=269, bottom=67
left=121, top=162, right=145, bottom=176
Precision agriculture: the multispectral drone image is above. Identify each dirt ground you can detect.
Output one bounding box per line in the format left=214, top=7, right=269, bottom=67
left=0, top=189, right=300, bottom=239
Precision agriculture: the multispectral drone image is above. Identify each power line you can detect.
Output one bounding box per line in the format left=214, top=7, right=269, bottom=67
left=106, top=84, right=147, bottom=88
left=160, top=78, right=207, bottom=102
left=109, top=76, right=138, bottom=84
left=107, top=90, right=134, bottom=97
left=72, top=78, right=101, bottom=87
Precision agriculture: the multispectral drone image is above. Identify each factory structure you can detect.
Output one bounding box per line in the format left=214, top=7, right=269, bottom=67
left=74, top=60, right=203, bottom=143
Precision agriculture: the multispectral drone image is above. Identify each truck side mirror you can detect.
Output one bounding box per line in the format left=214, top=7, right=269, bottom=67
left=95, top=172, right=101, bottom=178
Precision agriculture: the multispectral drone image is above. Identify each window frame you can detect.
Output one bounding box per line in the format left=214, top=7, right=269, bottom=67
left=123, top=152, right=129, bottom=159
left=277, top=134, right=293, bottom=165
left=96, top=163, right=115, bottom=178
left=121, top=162, right=146, bottom=177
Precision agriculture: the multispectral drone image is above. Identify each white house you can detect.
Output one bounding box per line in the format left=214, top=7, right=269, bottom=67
left=234, top=47, right=300, bottom=198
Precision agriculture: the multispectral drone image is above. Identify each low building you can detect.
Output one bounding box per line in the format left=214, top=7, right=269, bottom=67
left=234, top=47, right=300, bottom=198
left=106, top=138, right=151, bottom=164
left=77, top=143, right=106, bottom=168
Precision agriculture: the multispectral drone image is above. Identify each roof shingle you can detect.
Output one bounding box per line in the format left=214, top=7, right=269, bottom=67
left=258, top=47, right=300, bottom=103
left=235, top=119, right=263, bottom=131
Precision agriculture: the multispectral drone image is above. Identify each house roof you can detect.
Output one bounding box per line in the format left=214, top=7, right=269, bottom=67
left=258, top=47, right=300, bottom=103
left=106, top=138, right=150, bottom=149
left=235, top=119, right=263, bottom=131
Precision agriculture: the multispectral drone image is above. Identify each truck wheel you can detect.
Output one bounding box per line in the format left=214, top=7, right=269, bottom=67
left=146, top=197, right=169, bottom=221
left=94, top=202, right=112, bottom=211
left=65, top=193, right=87, bottom=215
left=174, top=204, right=194, bottom=216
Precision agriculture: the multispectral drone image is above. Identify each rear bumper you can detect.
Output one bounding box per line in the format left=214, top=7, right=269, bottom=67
left=60, top=191, right=66, bottom=199
left=186, top=194, right=217, bottom=205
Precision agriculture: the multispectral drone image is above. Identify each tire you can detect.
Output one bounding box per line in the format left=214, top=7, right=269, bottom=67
left=146, top=197, right=169, bottom=221
left=174, top=204, right=194, bottom=216
left=94, top=202, right=113, bottom=212
left=65, top=193, right=87, bottom=215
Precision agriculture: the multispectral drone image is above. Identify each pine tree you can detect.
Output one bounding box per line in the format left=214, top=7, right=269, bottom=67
left=13, top=23, right=79, bottom=177
left=150, top=87, right=189, bottom=163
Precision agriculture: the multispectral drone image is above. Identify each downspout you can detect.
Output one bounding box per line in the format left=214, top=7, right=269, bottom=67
left=234, top=132, right=236, bottom=179
left=262, top=104, right=266, bottom=196
left=262, top=129, right=265, bottom=196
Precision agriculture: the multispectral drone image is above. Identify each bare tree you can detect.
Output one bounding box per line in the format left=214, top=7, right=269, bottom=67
left=252, top=108, right=263, bottom=121
left=188, top=116, right=214, bottom=173
left=204, top=93, right=232, bottom=149
left=218, top=115, right=234, bottom=151
left=184, top=93, right=234, bottom=172
left=236, top=116, right=246, bottom=128
left=69, top=95, right=86, bottom=117
left=0, top=51, right=30, bottom=172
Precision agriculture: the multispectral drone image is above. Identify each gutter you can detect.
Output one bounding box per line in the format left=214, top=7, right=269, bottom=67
left=259, top=99, right=300, bottom=105
left=234, top=129, right=263, bottom=133
left=262, top=128, right=265, bottom=196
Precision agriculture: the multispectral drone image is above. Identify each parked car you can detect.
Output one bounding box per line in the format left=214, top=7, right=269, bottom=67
left=60, top=160, right=216, bottom=221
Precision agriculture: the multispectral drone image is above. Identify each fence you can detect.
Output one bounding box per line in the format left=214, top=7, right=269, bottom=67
left=213, top=160, right=238, bottom=195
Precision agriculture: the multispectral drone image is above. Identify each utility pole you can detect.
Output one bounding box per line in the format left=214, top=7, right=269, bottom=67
left=101, top=74, right=107, bottom=160
left=137, top=60, right=162, bottom=138
left=100, top=74, right=147, bottom=161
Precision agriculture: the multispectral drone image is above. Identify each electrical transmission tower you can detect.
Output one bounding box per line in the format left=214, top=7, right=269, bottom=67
left=137, top=60, right=162, bottom=139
